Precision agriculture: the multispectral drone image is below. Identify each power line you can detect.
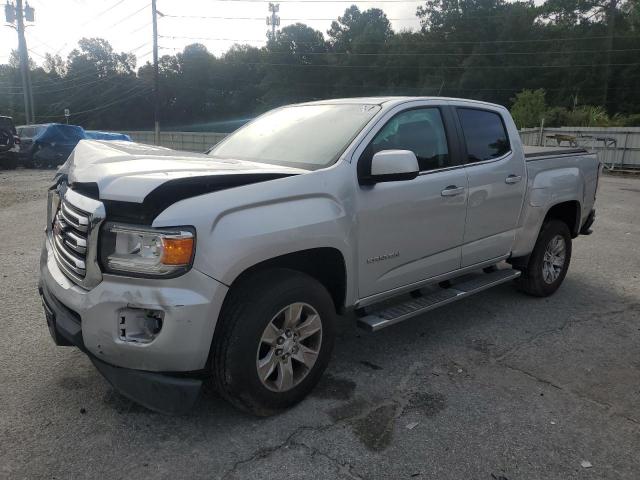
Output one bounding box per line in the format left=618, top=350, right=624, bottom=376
left=159, top=35, right=266, bottom=42
left=274, top=82, right=640, bottom=93
left=156, top=43, right=640, bottom=58
left=162, top=13, right=419, bottom=21
left=104, top=3, right=150, bottom=30
left=253, top=48, right=640, bottom=57
left=158, top=33, right=640, bottom=46
left=37, top=79, right=144, bottom=117
left=37, top=85, right=151, bottom=120
left=129, top=21, right=153, bottom=35
left=52, top=0, right=130, bottom=55
left=220, top=60, right=640, bottom=69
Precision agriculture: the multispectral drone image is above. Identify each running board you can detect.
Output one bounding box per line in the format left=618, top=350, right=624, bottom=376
left=357, top=268, right=521, bottom=332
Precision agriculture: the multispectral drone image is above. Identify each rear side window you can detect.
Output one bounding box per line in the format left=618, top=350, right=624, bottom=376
left=457, top=108, right=510, bottom=162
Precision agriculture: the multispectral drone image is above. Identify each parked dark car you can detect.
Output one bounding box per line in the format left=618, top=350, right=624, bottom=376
left=16, top=123, right=86, bottom=169
left=16, top=123, right=133, bottom=169
left=0, top=116, right=20, bottom=170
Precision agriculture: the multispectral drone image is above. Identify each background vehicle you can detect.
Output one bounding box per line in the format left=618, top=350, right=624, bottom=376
left=84, top=130, right=132, bottom=141
left=0, top=116, right=20, bottom=170
left=17, top=124, right=131, bottom=168
left=17, top=123, right=84, bottom=169
left=39, top=97, right=600, bottom=416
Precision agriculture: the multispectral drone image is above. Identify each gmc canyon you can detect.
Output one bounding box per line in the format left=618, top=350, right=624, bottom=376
left=39, top=97, right=600, bottom=415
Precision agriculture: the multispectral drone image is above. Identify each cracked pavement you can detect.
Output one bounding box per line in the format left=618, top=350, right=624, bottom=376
left=1, top=170, right=639, bottom=479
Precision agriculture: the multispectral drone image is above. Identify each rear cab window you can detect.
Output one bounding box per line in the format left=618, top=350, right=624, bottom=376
left=457, top=108, right=511, bottom=163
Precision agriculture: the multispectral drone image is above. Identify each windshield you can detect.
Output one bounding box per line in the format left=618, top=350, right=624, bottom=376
left=207, top=104, right=381, bottom=170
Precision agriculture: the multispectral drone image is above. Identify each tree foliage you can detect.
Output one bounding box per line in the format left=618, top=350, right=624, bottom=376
left=0, top=0, right=638, bottom=129
left=511, top=89, right=548, bottom=128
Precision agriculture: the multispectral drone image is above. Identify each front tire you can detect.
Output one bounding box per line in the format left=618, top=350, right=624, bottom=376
left=212, top=269, right=336, bottom=416
left=514, top=219, right=572, bottom=297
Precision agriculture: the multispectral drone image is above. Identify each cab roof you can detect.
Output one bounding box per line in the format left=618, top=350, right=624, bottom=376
left=297, top=96, right=504, bottom=109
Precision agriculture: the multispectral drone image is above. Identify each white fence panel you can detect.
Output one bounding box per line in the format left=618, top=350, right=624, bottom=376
left=122, top=131, right=228, bottom=153
left=519, top=127, right=640, bottom=169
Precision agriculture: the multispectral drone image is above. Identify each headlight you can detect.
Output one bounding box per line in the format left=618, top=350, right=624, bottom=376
left=101, top=224, right=195, bottom=277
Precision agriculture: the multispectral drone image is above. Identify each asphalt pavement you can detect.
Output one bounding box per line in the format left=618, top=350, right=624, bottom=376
left=0, top=170, right=638, bottom=479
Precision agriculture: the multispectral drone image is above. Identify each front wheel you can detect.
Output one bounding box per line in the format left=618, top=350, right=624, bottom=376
left=212, top=269, right=336, bottom=416
left=514, top=219, right=572, bottom=297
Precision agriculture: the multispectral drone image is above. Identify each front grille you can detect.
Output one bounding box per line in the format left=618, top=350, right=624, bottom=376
left=50, top=187, right=105, bottom=289
left=53, top=200, right=89, bottom=282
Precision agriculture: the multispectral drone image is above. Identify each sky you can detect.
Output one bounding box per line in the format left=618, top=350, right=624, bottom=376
left=0, top=0, right=425, bottom=68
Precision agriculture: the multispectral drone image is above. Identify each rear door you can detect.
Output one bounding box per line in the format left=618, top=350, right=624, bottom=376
left=455, top=106, right=526, bottom=267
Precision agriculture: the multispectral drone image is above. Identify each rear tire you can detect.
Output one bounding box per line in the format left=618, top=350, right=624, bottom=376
left=212, top=268, right=336, bottom=416
left=514, top=220, right=572, bottom=297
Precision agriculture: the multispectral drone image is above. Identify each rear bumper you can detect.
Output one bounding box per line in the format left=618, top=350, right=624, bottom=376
left=39, top=280, right=203, bottom=414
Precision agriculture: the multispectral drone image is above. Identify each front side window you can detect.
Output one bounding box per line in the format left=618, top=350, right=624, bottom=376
left=361, top=107, right=451, bottom=174
left=457, top=108, right=511, bottom=162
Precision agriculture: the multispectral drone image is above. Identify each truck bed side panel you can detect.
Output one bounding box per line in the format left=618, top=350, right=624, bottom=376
left=511, top=153, right=599, bottom=257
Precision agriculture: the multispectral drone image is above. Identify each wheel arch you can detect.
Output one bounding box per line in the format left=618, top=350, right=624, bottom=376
left=224, top=247, right=348, bottom=314
left=543, top=200, right=581, bottom=238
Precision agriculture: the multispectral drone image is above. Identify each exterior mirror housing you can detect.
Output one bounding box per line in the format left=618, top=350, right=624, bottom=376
left=369, top=150, right=419, bottom=183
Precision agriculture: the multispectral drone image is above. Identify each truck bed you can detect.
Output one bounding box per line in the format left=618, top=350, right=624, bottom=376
left=523, top=145, right=588, bottom=160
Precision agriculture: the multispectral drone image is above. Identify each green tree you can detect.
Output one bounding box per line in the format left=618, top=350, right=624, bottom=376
left=261, top=23, right=330, bottom=107
left=510, top=89, right=547, bottom=128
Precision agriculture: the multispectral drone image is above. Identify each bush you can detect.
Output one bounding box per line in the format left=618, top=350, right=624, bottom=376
left=510, top=88, right=639, bottom=128
left=510, top=89, right=547, bottom=129
left=564, top=106, right=610, bottom=127
left=618, top=114, right=640, bottom=127
left=544, top=107, right=570, bottom=127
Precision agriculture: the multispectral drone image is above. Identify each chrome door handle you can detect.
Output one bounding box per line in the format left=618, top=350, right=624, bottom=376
left=505, top=175, right=522, bottom=184
left=441, top=186, right=465, bottom=197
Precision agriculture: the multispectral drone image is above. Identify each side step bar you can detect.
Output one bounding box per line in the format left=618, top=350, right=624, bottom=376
left=357, top=268, right=521, bottom=332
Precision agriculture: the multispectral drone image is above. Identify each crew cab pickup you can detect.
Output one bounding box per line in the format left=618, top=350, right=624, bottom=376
left=39, top=97, right=600, bottom=415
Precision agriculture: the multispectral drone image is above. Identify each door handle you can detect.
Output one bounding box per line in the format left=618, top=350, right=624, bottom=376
left=441, top=185, right=465, bottom=197
left=505, top=175, right=522, bottom=184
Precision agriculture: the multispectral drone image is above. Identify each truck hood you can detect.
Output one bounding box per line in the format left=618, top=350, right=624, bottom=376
left=60, top=140, right=306, bottom=203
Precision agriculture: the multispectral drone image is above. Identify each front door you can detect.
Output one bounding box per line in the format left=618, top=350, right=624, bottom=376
left=355, top=106, right=468, bottom=299
left=455, top=107, right=527, bottom=267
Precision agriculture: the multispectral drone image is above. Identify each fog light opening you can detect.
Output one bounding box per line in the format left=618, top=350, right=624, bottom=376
left=118, top=308, right=164, bottom=344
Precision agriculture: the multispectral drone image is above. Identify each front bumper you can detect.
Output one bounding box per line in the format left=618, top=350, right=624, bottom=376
left=39, top=235, right=229, bottom=413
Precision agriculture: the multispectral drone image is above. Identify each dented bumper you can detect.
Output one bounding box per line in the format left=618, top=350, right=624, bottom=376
left=39, top=236, right=229, bottom=413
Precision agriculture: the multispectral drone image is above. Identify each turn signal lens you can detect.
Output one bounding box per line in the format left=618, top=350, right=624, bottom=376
left=161, top=237, right=194, bottom=265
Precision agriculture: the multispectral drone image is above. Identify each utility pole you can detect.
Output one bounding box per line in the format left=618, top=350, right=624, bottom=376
left=152, top=0, right=160, bottom=145
left=5, top=0, right=35, bottom=124
left=266, top=3, right=280, bottom=41
left=602, top=0, right=617, bottom=111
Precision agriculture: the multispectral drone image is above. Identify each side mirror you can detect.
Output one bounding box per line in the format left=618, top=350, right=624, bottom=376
left=369, top=150, right=419, bottom=183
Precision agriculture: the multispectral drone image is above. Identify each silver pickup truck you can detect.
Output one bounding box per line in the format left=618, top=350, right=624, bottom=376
left=39, top=97, right=600, bottom=415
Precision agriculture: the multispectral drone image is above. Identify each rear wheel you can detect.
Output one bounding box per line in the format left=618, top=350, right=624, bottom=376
left=514, top=219, right=572, bottom=297
left=212, top=269, right=336, bottom=416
